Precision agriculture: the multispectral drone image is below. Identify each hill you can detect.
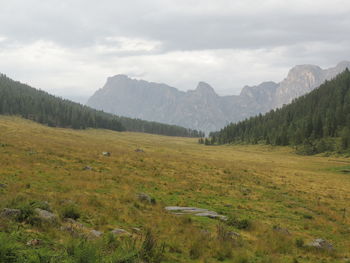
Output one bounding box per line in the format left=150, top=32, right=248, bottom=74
left=0, top=74, right=203, bottom=137
left=87, top=61, right=350, bottom=133
left=0, top=117, right=349, bottom=262
left=210, top=69, right=350, bottom=155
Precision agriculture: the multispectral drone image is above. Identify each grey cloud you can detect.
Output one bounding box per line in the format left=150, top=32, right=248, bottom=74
left=0, top=0, right=350, bottom=97
left=1, top=0, right=350, bottom=52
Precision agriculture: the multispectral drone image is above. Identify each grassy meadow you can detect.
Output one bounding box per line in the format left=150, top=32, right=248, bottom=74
left=0, top=116, right=349, bottom=262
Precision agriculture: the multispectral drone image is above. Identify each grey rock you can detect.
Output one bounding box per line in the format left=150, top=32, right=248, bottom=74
left=102, top=152, right=111, bottom=157
left=83, top=166, right=92, bottom=171
left=26, top=239, right=40, bottom=246
left=165, top=206, right=227, bottom=220
left=0, top=208, right=21, bottom=218
left=64, top=218, right=84, bottom=228
left=132, top=227, right=141, bottom=232
left=273, top=226, right=291, bottom=235
left=87, top=62, right=350, bottom=134
left=228, top=231, right=240, bottom=238
left=111, top=228, right=131, bottom=236
left=89, top=230, right=103, bottom=239
left=0, top=183, right=7, bottom=189
left=135, top=148, right=144, bottom=152
left=60, top=219, right=87, bottom=237
left=307, top=238, right=333, bottom=251
left=34, top=208, right=58, bottom=223
left=137, top=193, right=155, bottom=204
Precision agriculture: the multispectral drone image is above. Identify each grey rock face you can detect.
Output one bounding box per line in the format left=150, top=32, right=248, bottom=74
left=87, top=62, right=350, bottom=133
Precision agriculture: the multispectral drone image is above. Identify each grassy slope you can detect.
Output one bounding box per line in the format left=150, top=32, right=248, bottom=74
left=0, top=116, right=349, bottom=262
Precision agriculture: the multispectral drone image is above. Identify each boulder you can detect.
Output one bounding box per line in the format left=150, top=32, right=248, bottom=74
left=34, top=208, right=58, bottom=224
left=307, top=238, right=333, bottom=251
left=0, top=208, right=21, bottom=219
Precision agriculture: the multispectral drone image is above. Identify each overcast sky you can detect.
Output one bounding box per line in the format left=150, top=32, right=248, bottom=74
left=0, top=0, right=349, bottom=103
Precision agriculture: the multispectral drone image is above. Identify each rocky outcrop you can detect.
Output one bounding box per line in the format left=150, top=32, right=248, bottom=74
left=87, top=61, right=350, bottom=133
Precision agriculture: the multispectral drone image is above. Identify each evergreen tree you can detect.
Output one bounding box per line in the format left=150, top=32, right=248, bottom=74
left=212, top=69, right=350, bottom=154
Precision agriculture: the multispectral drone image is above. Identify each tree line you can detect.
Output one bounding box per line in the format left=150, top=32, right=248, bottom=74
left=0, top=74, right=203, bottom=137
left=203, top=69, right=350, bottom=154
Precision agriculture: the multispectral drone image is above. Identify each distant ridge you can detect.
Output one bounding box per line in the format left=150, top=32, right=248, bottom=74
left=0, top=74, right=203, bottom=137
left=87, top=61, right=350, bottom=133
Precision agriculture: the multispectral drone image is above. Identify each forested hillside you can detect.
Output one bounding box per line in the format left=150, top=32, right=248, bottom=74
left=210, top=69, right=350, bottom=154
left=0, top=74, right=203, bottom=137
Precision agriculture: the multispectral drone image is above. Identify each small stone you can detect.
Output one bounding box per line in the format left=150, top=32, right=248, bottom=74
left=137, top=193, right=155, bottom=204
left=132, top=227, right=141, bottom=233
left=135, top=148, right=144, bottom=152
left=165, top=206, right=227, bottom=220
left=228, top=231, right=240, bottom=238
left=83, top=166, right=92, bottom=171
left=89, top=230, right=103, bottom=239
left=0, top=183, right=7, bottom=189
left=307, top=238, right=333, bottom=251
left=0, top=208, right=21, bottom=218
left=34, top=208, right=58, bottom=224
left=111, top=228, right=131, bottom=236
left=26, top=239, right=40, bottom=246
left=102, top=152, right=111, bottom=157
left=273, top=226, right=291, bottom=235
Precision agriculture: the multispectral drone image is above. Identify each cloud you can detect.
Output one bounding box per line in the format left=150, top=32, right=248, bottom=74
left=0, top=0, right=349, bottom=100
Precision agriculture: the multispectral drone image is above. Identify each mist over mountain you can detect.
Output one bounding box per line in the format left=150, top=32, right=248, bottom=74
left=87, top=61, right=350, bottom=133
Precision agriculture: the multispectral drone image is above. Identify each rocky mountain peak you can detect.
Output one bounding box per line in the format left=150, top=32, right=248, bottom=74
left=87, top=61, right=349, bottom=133
left=195, top=82, right=217, bottom=96
left=285, top=64, right=323, bottom=81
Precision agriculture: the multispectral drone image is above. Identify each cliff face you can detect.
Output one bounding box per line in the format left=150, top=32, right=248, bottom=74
left=87, top=61, right=350, bottom=133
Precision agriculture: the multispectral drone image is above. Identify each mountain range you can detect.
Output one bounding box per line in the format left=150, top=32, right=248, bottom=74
left=87, top=61, right=350, bottom=133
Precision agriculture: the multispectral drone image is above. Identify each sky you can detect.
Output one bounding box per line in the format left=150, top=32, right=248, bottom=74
left=0, top=0, right=350, bottom=103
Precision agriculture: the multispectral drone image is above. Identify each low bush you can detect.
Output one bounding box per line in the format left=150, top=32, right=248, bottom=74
left=61, top=205, right=81, bottom=220
left=226, top=216, right=252, bottom=230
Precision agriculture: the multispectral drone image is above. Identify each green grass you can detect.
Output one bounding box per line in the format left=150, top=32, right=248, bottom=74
left=0, top=116, right=349, bottom=262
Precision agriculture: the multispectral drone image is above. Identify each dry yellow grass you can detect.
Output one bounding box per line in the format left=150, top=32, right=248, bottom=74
left=0, top=116, right=349, bottom=262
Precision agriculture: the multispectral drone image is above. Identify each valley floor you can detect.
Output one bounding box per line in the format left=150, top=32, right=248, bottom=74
left=0, top=116, right=349, bottom=262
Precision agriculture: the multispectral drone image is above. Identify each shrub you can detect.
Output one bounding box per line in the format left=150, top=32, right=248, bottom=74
left=295, top=238, right=304, bottom=248
left=66, top=240, right=101, bottom=263
left=61, top=205, right=81, bottom=220
left=0, top=233, right=22, bottom=263
left=15, top=203, right=35, bottom=223
left=140, top=230, right=165, bottom=263
left=110, top=239, right=139, bottom=263
left=226, top=216, right=252, bottom=230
